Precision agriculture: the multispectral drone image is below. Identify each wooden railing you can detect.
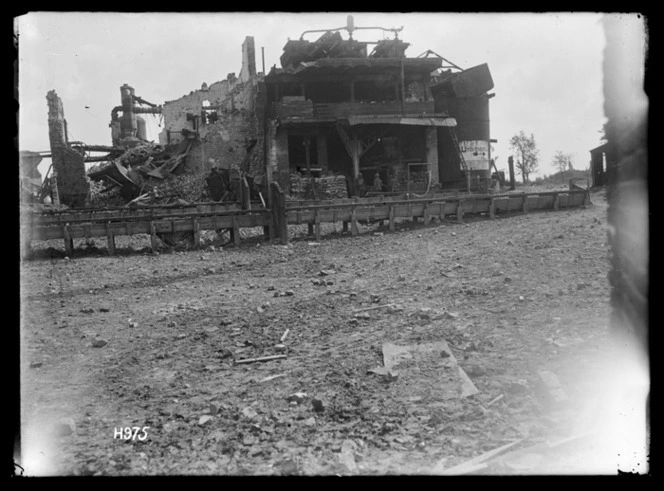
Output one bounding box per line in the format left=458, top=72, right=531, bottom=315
left=22, top=187, right=590, bottom=256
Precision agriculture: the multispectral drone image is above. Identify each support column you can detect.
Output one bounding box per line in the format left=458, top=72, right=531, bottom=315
left=351, top=135, right=360, bottom=179
left=275, top=128, right=290, bottom=191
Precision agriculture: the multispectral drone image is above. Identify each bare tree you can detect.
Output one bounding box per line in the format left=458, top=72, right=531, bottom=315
left=552, top=150, right=572, bottom=183
left=509, top=131, right=540, bottom=184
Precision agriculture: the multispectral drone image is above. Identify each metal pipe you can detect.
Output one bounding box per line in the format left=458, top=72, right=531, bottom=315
left=298, top=25, right=403, bottom=40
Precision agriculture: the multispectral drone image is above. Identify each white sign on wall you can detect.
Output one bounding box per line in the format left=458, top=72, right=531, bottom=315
left=460, top=140, right=490, bottom=171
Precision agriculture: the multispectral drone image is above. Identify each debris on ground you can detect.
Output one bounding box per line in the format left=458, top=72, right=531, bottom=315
left=234, top=354, right=287, bottom=365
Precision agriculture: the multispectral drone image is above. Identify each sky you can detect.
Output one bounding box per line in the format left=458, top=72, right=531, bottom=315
left=16, top=12, right=648, bottom=180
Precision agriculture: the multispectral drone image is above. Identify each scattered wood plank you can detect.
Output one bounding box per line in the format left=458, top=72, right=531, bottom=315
left=259, top=373, right=286, bottom=383
left=487, top=393, right=504, bottom=407
left=434, top=438, right=526, bottom=475
left=234, top=354, right=287, bottom=365
left=279, top=329, right=290, bottom=343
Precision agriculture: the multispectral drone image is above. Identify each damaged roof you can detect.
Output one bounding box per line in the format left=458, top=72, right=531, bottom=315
left=266, top=57, right=443, bottom=82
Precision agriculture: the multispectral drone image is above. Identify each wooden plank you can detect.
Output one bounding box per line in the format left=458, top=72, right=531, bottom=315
left=537, top=195, right=554, bottom=210
left=434, top=439, right=526, bottom=475
left=389, top=205, right=395, bottom=231
left=314, top=209, right=321, bottom=241
left=106, top=222, right=115, bottom=255
left=234, top=354, right=287, bottom=365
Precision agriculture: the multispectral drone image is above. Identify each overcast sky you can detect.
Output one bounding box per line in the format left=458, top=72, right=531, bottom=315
left=16, top=12, right=647, bottom=179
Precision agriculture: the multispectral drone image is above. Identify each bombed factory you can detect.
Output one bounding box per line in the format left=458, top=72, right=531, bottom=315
left=22, top=16, right=497, bottom=211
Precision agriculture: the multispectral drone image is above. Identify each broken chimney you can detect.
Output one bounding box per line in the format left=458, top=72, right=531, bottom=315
left=46, top=90, right=89, bottom=207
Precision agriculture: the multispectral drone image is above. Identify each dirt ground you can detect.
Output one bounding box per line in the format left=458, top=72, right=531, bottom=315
left=18, top=187, right=646, bottom=476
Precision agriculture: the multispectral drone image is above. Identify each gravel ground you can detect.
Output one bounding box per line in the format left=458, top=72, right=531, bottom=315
left=20, top=188, right=643, bottom=476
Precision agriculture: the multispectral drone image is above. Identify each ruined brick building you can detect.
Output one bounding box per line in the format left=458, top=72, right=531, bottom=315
left=42, top=18, right=496, bottom=207
left=154, top=18, right=495, bottom=201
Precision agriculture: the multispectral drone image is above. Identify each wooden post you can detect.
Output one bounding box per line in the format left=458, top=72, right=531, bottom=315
left=351, top=206, right=359, bottom=237
left=271, top=182, right=288, bottom=244
left=583, top=190, right=591, bottom=208
left=314, top=209, right=321, bottom=241
left=342, top=221, right=349, bottom=233
left=389, top=205, right=396, bottom=231
left=63, top=224, right=73, bottom=256
left=457, top=201, right=464, bottom=223
left=193, top=218, right=201, bottom=249
left=308, top=223, right=314, bottom=236
left=232, top=215, right=240, bottom=246
left=508, top=156, right=516, bottom=191
left=351, top=135, right=360, bottom=179
left=489, top=198, right=495, bottom=219
left=150, top=221, right=158, bottom=252
left=423, top=203, right=430, bottom=226
left=350, top=81, right=355, bottom=103
left=106, top=222, right=116, bottom=255
left=522, top=195, right=528, bottom=213
left=241, top=178, right=251, bottom=210
left=553, top=193, right=560, bottom=211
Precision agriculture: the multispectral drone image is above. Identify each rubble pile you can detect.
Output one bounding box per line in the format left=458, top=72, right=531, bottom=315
left=87, top=178, right=125, bottom=208
left=149, top=173, right=211, bottom=204
left=87, top=141, right=195, bottom=205
left=289, top=174, right=349, bottom=200
left=114, top=143, right=165, bottom=168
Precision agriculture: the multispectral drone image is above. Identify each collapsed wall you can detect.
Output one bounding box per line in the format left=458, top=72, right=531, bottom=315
left=158, top=37, right=266, bottom=194
left=47, top=90, right=90, bottom=207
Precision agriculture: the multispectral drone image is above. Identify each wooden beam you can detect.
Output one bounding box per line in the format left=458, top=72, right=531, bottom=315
left=389, top=205, right=396, bottom=231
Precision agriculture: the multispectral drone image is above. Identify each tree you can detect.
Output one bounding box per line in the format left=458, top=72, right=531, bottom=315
left=509, top=131, right=540, bottom=184
left=552, top=150, right=573, bottom=183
